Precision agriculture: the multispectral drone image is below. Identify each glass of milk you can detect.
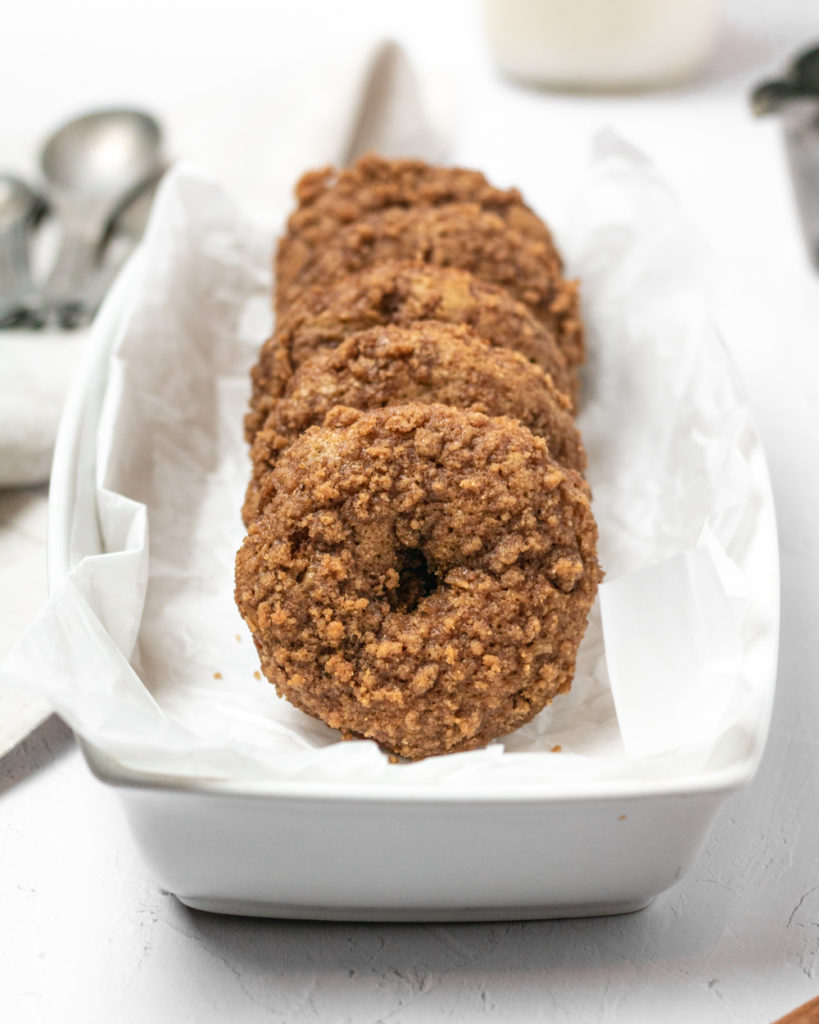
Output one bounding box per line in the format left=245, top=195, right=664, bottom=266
left=483, top=0, right=718, bottom=91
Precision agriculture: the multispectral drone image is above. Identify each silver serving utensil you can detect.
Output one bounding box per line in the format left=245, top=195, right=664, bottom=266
left=0, top=175, right=46, bottom=328
left=41, top=108, right=163, bottom=327
left=103, top=168, right=164, bottom=248
left=82, top=168, right=165, bottom=316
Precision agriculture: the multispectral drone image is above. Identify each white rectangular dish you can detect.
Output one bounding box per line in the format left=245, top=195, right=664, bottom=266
left=41, top=151, right=779, bottom=922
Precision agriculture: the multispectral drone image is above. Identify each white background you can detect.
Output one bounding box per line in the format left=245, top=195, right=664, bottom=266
left=2, top=1, right=819, bottom=1021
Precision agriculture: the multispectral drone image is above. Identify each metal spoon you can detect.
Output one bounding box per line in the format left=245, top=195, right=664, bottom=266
left=81, top=168, right=166, bottom=316
left=0, top=175, right=46, bottom=328
left=41, top=108, right=163, bottom=327
left=102, top=167, right=164, bottom=249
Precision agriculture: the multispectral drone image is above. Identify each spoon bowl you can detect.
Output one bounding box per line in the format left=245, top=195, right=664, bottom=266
left=42, top=109, right=162, bottom=200
left=40, top=108, right=163, bottom=326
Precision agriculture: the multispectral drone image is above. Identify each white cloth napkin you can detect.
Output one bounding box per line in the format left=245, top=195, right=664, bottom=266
left=0, top=40, right=451, bottom=490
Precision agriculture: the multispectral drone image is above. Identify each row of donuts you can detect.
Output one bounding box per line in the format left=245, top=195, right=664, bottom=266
left=234, top=156, right=601, bottom=760
left=243, top=154, right=588, bottom=525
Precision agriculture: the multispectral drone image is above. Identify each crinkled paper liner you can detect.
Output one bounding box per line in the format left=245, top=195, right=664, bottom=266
left=1, top=134, right=777, bottom=789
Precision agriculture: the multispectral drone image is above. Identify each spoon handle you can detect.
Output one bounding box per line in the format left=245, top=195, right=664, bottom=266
left=44, top=224, right=102, bottom=327
left=0, top=220, right=39, bottom=327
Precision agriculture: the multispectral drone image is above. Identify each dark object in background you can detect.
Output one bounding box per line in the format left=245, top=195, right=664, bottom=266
left=753, top=45, right=819, bottom=271
left=752, top=45, right=819, bottom=114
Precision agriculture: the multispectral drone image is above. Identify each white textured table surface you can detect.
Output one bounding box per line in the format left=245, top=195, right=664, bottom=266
left=3, top=2, right=819, bottom=1021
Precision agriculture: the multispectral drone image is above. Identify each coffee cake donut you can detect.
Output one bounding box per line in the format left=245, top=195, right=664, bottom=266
left=276, top=154, right=560, bottom=307
left=235, top=403, right=601, bottom=760
left=247, top=261, right=577, bottom=440
left=243, top=321, right=586, bottom=524
left=276, top=201, right=567, bottom=322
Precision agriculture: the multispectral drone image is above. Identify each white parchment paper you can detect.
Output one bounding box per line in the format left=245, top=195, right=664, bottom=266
left=1, top=135, right=778, bottom=788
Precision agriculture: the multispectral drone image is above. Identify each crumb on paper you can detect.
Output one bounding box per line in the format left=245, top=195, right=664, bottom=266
left=213, top=671, right=222, bottom=680
left=618, top=814, right=627, bottom=821
left=551, top=744, right=562, bottom=753
left=235, top=634, right=242, bottom=642
left=253, top=670, right=261, bottom=680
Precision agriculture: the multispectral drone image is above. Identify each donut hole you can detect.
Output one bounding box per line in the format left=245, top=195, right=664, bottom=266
left=289, top=527, right=309, bottom=553
left=388, top=546, right=438, bottom=613
left=378, top=289, right=402, bottom=318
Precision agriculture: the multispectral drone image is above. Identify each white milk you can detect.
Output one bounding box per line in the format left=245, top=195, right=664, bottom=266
left=483, top=0, right=718, bottom=91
